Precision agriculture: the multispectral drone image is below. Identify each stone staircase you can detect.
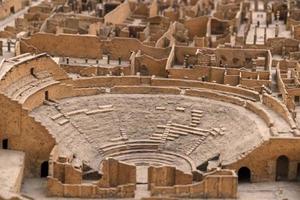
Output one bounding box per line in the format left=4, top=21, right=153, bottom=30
left=190, top=109, right=203, bottom=127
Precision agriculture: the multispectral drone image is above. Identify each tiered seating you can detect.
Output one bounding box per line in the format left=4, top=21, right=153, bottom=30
left=190, top=109, right=203, bottom=127
left=85, top=105, right=114, bottom=115
left=185, top=136, right=207, bottom=155
left=150, top=121, right=226, bottom=155
left=50, top=112, right=70, bottom=126
left=3, top=71, right=58, bottom=103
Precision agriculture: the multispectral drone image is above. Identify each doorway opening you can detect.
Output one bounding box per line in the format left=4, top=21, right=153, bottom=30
left=2, top=139, right=8, bottom=149
left=276, top=155, right=289, bottom=181
left=238, top=167, right=251, bottom=183
left=40, top=161, right=49, bottom=178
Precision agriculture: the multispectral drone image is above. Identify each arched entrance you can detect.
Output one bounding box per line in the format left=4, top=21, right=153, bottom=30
left=238, top=167, right=251, bottom=183
left=40, top=161, right=49, bottom=178
left=276, top=155, right=289, bottom=181
left=2, top=139, right=8, bottom=149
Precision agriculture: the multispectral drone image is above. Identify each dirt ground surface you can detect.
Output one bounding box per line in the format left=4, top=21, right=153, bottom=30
left=21, top=178, right=300, bottom=200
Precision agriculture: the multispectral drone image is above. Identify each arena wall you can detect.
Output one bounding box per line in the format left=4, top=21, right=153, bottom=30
left=226, top=138, right=300, bottom=182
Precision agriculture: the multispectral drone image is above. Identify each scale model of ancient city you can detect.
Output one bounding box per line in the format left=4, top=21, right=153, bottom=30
left=1, top=0, right=300, bottom=199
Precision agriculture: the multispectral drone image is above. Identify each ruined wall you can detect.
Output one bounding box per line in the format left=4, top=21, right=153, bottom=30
left=48, top=177, right=135, bottom=198
left=48, top=158, right=136, bottom=198
left=53, top=161, right=82, bottom=184
left=104, top=1, right=131, bottom=25
left=0, top=92, right=55, bottom=177
left=184, top=16, right=208, bottom=39
left=226, top=138, right=300, bottom=182
left=149, top=0, right=158, bottom=17
left=151, top=78, right=260, bottom=101
left=111, top=85, right=181, bottom=95
left=0, top=54, right=68, bottom=91
left=98, top=158, right=136, bottom=187
left=262, top=93, right=296, bottom=129
left=150, top=169, right=237, bottom=199
left=135, top=54, right=167, bottom=77
left=20, top=33, right=103, bottom=59
left=61, top=64, right=132, bottom=77
left=266, top=38, right=299, bottom=55
left=215, top=48, right=268, bottom=68
left=102, top=38, right=170, bottom=60
left=168, top=67, right=210, bottom=80
left=293, top=25, right=300, bottom=40
left=148, top=166, right=192, bottom=190
left=0, top=0, right=23, bottom=20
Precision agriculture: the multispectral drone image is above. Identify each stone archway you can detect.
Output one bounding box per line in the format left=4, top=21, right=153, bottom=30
left=276, top=155, right=289, bottom=181
left=238, top=167, right=251, bottom=183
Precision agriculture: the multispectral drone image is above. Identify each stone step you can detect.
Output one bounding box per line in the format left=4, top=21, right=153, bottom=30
left=85, top=108, right=114, bottom=115
left=172, top=123, right=209, bottom=133
left=191, top=109, right=203, bottom=114
left=66, top=109, right=88, bottom=116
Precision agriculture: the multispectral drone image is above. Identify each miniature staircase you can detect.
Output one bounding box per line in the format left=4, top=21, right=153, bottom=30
left=190, top=109, right=203, bottom=127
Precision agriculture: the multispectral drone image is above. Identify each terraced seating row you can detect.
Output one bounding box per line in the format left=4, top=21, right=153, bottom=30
left=18, top=80, right=59, bottom=104
left=150, top=121, right=226, bottom=155
left=98, top=140, right=161, bottom=156
left=190, top=109, right=203, bottom=127
left=102, top=148, right=196, bottom=171
left=3, top=71, right=53, bottom=98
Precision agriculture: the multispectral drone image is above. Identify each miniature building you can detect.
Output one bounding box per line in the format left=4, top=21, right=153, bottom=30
left=1, top=0, right=300, bottom=199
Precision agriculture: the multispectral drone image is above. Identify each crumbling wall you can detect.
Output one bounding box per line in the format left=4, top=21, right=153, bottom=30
left=266, top=38, right=299, bottom=55
left=102, top=37, right=170, bottom=60
left=148, top=166, right=192, bottom=190
left=0, top=54, right=68, bottom=91
left=149, top=169, right=237, bottom=199
left=0, top=92, right=55, bottom=177
left=0, top=0, right=23, bottom=20
left=184, top=16, right=209, bottom=39
left=98, top=158, right=136, bottom=187
left=226, top=138, right=300, bottom=182
left=135, top=54, right=167, bottom=77
left=151, top=78, right=260, bottom=101
left=61, top=64, right=131, bottom=77
left=104, top=1, right=131, bottom=25
left=47, top=158, right=136, bottom=198
left=20, top=33, right=103, bottom=59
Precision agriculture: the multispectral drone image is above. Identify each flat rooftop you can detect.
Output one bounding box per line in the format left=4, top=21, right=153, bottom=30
left=0, top=149, right=25, bottom=193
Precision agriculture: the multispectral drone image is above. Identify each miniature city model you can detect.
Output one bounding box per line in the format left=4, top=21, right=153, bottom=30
left=0, top=0, right=300, bottom=199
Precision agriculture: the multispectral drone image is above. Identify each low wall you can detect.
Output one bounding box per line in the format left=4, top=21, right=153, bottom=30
left=262, top=94, right=296, bottom=129
left=48, top=178, right=135, bottom=198
left=20, top=33, right=103, bottom=59
left=150, top=169, right=237, bottom=198
left=22, top=83, right=98, bottom=111
left=185, top=89, right=245, bottom=107
left=61, top=64, right=131, bottom=77
left=245, top=101, right=274, bottom=128
left=72, top=76, right=144, bottom=88
left=48, top=158, right=136, bottom=198
left=102, top=37, right=170, bottom=60
left=148, top=166, right=192, bottom=190
left=151, top=78, right=260, bottom=101
left=111, top=86, right=181, bottom=95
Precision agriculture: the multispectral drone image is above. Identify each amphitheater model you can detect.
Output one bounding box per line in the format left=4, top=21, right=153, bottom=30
left=0, top=52, right=298, bottom=200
